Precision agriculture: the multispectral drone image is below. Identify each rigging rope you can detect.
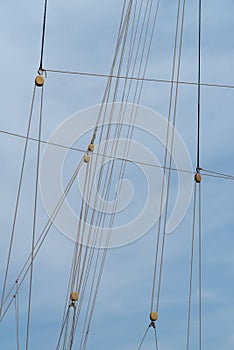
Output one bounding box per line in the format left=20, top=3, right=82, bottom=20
left=186, top=182, right=203, bottom=350
left=89, top=0, right=133, bottom=145
left=0, top=86, right=36, bottom=319
left=41, top=68, right=234, bottom=90
left=186, top=184, right=197, bottom=350
left=156, top=0, right=187, bottom=312
left=138, top=325, right=150, bottom=350
left=55, top=0, right=134, bottom=344
left=137, top=321, right=159, bottom=350
left=1, top=2, right=49, bottom=345
left=153, top=326, right=159, bottom=350
left=0, top=159, right=84, bottom=322
left=39, top=0, right=48, bottom=72
left=198, top=183, right=202, bottom=350
left=58, top=2, right=136, bottom=343
left=197, top=0, right=202, bottom=170
left=14, top=281, right=20, bottom=350
left=78, top=1, right=162, bottom=347
left=0, top=128, right=233, bottom=180
left=197, top=1, right=203, bottom=346
left=187, top=2, right=203, bottom=347
left=150, top=0, right=182, bottom=313
left=0, top=0, right=227, bottom=348
left=55, top=160, right=93, bottom=350
left=86, top=2, right=161, bottom=347
left=25, top=86, right=44, bottom=350
left=55, top=1, right=166, bottom=348
left=56, top=307, right=70, bottom=350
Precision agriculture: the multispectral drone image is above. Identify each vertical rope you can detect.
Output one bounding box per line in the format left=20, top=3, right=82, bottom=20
left=14, top=281, right=20, bottom=350
left=25, top=87, right=44, bottom=350
left=39, top=0, right=48, bottom=71
left=0, top=85, right=36, bottom=318
left=198, top=183, right=202, bottom=350
left=197, top=1, right=203, bottom=347
left=156, top=0, right=187, bottom=312
left=0, top=159, right=84, bottom=323
left=197, top=0, right=202, bottom=169
left=186, top=184, right=197, bottom=350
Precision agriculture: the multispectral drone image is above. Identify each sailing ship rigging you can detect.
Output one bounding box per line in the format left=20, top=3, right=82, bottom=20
left=1, top=0, right=234, bottom=349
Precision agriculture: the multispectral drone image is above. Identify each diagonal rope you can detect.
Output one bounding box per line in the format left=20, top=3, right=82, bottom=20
left=42, top=68, right=234, bottom=90
left=78, top=2, right=163, bottom=348
left=0, top=159, right=84, bottom=322
left=156, top=0, right=187, bottom=312
left=56, top=160, right=93, bottom=350
left=81, top=2, right=164, bottom=340
left=58, top=0, right=165, bottom=348
left=138, top=325, right=150, bottom=350
left=56, top=307, right=70, bottom=350
left=198, top=182, right=202, bottom=350
left=0, top=128, right=233, bottom=180
left=0, top=85, right=36, bottom=319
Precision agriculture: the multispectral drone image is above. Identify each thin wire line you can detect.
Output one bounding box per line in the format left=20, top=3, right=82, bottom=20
left=62, top=306, right=71, bottom=350
left=154, top=326, right=159, bottom=350
left=64, top=163, right=91, bottom=349
left=1, top=128, right=233, bottom=180
left=199, top=172, right=234, bottom=180
left=39, top=0, right=48, bottom=71
left=150, top=0, right=181, bottom=313
left=197, top=1, right=203, bottom=345
left=56, top=307, right=70, bottom=350
left=14, top=297, right=20, bottom=350
left=68, top=305, right=77, bottom=350
left=199, top=182, right=202, bottom=350
left=81, top=0, right=160, bottom=340
left=70, top=3, right=136, bottom=345
left=138, top=325, right=150, bottom=350
left=156, top=0, right=187, bottom=312
left=197, top=0, right=202, bottom=169
left=33, top=3, right=145, bottom=344
left=186, top=184, right=197, bottom=350
left=67, top=0, right=164, bottom=347
left=200, top=168, right=234, bottom=179
left=42, top=68, right=234, bottom=90
left=0, top=85, right=36, bottom=319
left=90, top=0, right=133, bottom=144
left=72, top=2, right=135, bottom=288
left=0, top=160, right=84, bottom=322
left=71, top=163, right=90, bottom=291
left=25, top=86, right=44, bottom=350
left=80, top=3, right=165, bottom=346
left=14, top=282, right=20, bottom=350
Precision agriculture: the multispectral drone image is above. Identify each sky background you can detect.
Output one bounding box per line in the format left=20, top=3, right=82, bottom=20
left=0, top=0, right=234, bottom=349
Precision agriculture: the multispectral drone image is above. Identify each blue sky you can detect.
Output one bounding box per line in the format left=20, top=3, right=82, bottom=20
left=0, top=0, right=234, bottom=349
